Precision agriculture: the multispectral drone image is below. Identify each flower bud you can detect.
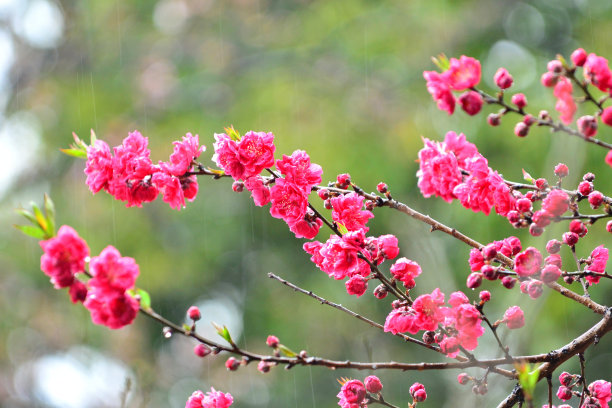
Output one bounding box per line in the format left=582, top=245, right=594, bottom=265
left=571, top=48, right=587, bottom=67
left=588, top=191, right=604, bottom=209
left=559, top=371, right=573, bottom=387
left=577, top=115, right=598, bottom=137
left=516, top=198, right=532, bottom=213
left=458, top=373, right=471, bottom=385
left=487, top=113, right=501, bottom=126
left=540, top=264, right=561, bottom=283
left=482, top=244, right=497, bottom=260
left=501, top=276, right=516, bottom=289
left=257, top=360, right=271, bottom=373
left=376, top=182, right=388, bottom=193
left=511, top=93, right=527, bottom=109
left=479, top=290, right=491, bottom=302
left=557, top=386, right=572, bottom=401
left=541, top=72, right=557, bottom=87
left=529, top=223, right=543, bottom=237
left=364, top=375, right=383, bottom=393
left=583, top=172, right=595, bottom=182
left=546, top=239, right=562, bottom=254
left=563, top=232, right=579, bottom=247
left=317, top=188, right=329, bottom=200
left=607, top=220, right=612, bottom=233
left=373, top=284, right=388, bottom=299
left=458, top=91, right=483, bottom=116
left=481, top=265, right=498, bottom=281
left=569, top=220, right=588, bottom=237
left=514, top=122, right=529, bottom=137
left=503, top=306, right=525, bottom=329
left=507, top=210, right=521, bottom=224
left=578, top=181, right=593, bottom=196
left=601, top=106, right=612, bottom=127
left=337, top=173, right=351, bottom=187
left=194, top=344, right=211, bottom=357
left=494, top=67, right=513, bottom=89
left=422, top=331, right=436, bottom=344
left=266, top=335, right=279, bottom=348
left=554, top=163, right=569, bottom=178
left=232, top=181, right=244, bottom=193
left=409, top=383, right=427, bottom=402
left=527, top=281, right=543, bottom=299
left=225, top=357, right=240, bottom=371
left=467, top=272, right=483, bottom=289
left=187, top=306, right=201, bottom=321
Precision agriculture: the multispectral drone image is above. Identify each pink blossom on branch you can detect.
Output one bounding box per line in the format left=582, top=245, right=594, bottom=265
left=276, top=150, right=323, bottom=194
left=330, top=192, right=374, bottom=232
left=585, top=245, right=609, bottom=285
left=160, top=133, right=204, bottom=177
left=212, top=131, right=276, bottom=181
left=186, top=388, right=234, bottom=408
left=424, top=70, right=455, bottom=115
left=39, top=225, right=90, bottom=289
left=552, top=77, right=576, bottom=125
left=337, top=379, right=366, bottom=408
left=445, top=55, right=481, bottom=90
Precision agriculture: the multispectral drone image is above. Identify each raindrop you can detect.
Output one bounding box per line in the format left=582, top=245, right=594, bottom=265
left=163, top=326, right=173, bottom=338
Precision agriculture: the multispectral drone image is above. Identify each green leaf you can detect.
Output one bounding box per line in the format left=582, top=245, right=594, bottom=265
left=182, top=323, right=192, bottom=332
left=336, top=223, right=348, bottom=235
left=517, top=363, right=540, bottom=400
left=15, top=208, right=38, bottom=225
left=60, top=148, right=88, bottom=159
left=432, top=53, right=450, bottom=71
left=522, top=169, right=535, bottom=183
left=44, top=194, right=56, bottom=237
left=224, top=125, right=241, bottom=141
left=128, top=288, right=152, bottom=311
left=14, top=224, right=47, bottom=240
left=31, top=203, right=49, bottom=233
left=212, top=322, right=234, bottom=345
left=277, top=344, right=298, bottom=358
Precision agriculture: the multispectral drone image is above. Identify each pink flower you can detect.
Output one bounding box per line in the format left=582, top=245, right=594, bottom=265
left=152, top=172, right=189, bottom=210
left=337, top=379, right=366, bottom=407
left=409, top=382, right=427, bottom=402
left=85, top=139, right=114, bottom=193
left=553, top=77, right=576, bottom=125
left=412, top=288, right=446, bottom=331
left=606, top=150, right=612, bottom=168
left=288, top=208, right=323, bottom=239
left=376, top=234, right=399, bottom=261
left=266, top=335, right=279, bottom=348
left=331, top=192, right=374, bottom=232
left=450, top=303, right=484, bottom=352
left=383, top=307, right=420, bottom=335
left=84, top=246, right=140, bottom=329
left=39, top=225, right=90, bottom=288
left=186, top=388, right=234, bottom=408
left=469, top=248, right=485, bottom=271
left=584, top=53, right=612, bottom=92
left=588, top=380, right=611, bottom=408
left=514, top=247, right=543, bottom=277
left=417, top=138, right=463, bottom=202
left=245, top=176, right=271, bottom=207
left=161, top=133, right=204, bottom=176
left=345, top=275, right=367, bottom=297
left=84, top=292, right=139, bottom=330
left=542, top=189, right=570, bottom=217
left=585, top=245, right=609, bottom=284
left=494, top=68, right=513, bottom=89
left=390, top=257, right=422, bottom=288
left=276, top=150, right=322, bottom=193
left=503, top=306, right=525, bottom=329
left=269, top=178, right=308, bottom=225
left=445, top=56, right=481, bottom=90
left=212, top=131, right=275, bottom=180
left=424, top=71, right=455, bottom=115
left=310, top=231, right=370, bottom=280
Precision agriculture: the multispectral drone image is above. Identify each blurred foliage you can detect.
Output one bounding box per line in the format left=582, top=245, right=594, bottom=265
left=2, top=0, right=612, bottom=407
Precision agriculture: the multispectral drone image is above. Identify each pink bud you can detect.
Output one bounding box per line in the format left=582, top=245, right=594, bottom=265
left=540, top=264, right=561, bottom=283
left=458, top=373, right=470, bottom=385
left=481, top=265, right=498, bottom=281
left=503, top=306, right=525, bottom=329
left=479, top=290, right=491, bottom=302
left=535, top=178, right=548, bottom=189
left=559, top=371, right=573, bottom=387
left=557, top=386, right=572, bottom=401
left=257, top=361, right=271, bottom=373
left=541, top=72, right=557, bottom=87
left=516, top=198, right=532, bottom=213
left=511, top=93, right=527, bottom=109
left=373, top=284, right=388, bottom=299
left=607, top=221, right=612, bottom=233
left=317, top=188, right=329, bottom=200
left=588, top=191, right=604, bottom=209
left=364, top=375, right=383, bottom=393
left=188, top=306, right=201, bottom=321
left=578, top=181, right=593, bottom=196
left=577, top=115, right=598, bottom=137
left=507, top=210, right=521, bottom=224
left=547, top=60, right=563, bottom=73
left=502, top=276, right=516, bottom=289
left=194, top=344, right=211, bottom=357
left=571, top=48, right=587, bottom=67
left=409, top=382, right=427, bottom=402
left=376, top=182, right=388, bottom=193
left=546, top=239, right=562, bottom=254
left=514, top=122, right=529, bottom=137
left=232, top=181, right=244, bottom=193
left=467, top=272, right=483, bottom=289
left=569, top=220, right=588, bottom=237
left=266, top=335, right=279, bottom=348
left=523, top=114, right=537, bottom=126
left=458, top=91, right=483, bottom=116
left=529, top=223, right=543, bottom=237
left=225, top=357, right=240, bottom=371
left=337, top=173, right=351, bottom=186
left=563, top=232, right=579, bottom=246
left=527, top=281, right=543, bottom=299
left=583, top=172, right=595, bottom=182
left=601, top=106, right=612, bottom=127
left=532, top=210, right=551, bottom=228
left=487, top=113, right=501, bottom=126
left=482, top=244, right=498, bottom=260
left=494, top=67, right=514, bottom=89
left=554, top=163, right=569, bottom=178
left=345, top=275, right=368, bottom=297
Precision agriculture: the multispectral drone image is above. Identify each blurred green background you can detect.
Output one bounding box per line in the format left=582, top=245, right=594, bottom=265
left=1, top=0, right=612, bottom=406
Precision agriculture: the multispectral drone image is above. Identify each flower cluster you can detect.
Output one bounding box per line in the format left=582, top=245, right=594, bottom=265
left=185, top=388, right=234, bottom=408
left=83, top=246, right=140, bottom=329
left=417, top=131, right=516, bottom=216
left=336, top=376, right=426, bottom=407
left=85, top=131, right=204, bottom=209
left=424, top=55, right=482, bottom=115
left=213, top=131, right=324, bottom=238
left=39, top=224, right=141, bottom=329
left=383, top=289, right=485, bottom=358
left=556, top=372, right=610, bottom=408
